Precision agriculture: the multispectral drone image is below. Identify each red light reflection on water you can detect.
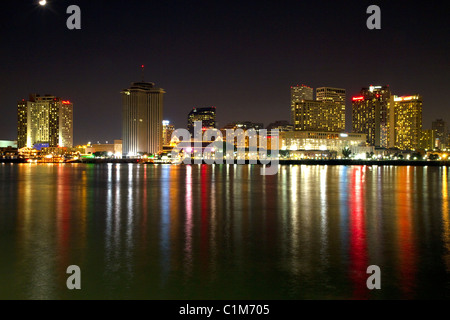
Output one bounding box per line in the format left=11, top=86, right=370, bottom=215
left=348, top=166, right=368, bottom=299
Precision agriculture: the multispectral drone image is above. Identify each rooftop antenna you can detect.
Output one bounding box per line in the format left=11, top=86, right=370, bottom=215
left=141, top=64, right=145, bottom=82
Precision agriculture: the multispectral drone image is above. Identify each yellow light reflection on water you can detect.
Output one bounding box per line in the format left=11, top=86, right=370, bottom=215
left=396, top=166, right=417, bottom=298
left=442, top=167, right=449, bottom=272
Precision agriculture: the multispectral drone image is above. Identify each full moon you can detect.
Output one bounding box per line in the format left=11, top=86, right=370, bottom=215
left=39, top=0, right=47, bottom=6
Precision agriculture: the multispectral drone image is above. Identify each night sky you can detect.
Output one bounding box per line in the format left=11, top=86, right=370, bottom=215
left=1, top=0, right=448, bottom=145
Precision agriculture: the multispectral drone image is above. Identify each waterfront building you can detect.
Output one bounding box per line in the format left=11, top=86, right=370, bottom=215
left=352, top=85, right=391, bottom=147
left=316, top=87, right=346, bottom=130
left=280, top=131, right=369, bottom=158
left=0, top=140, right=17, bottom=148
left=292, top=100, right=345, bottom=132
left=291, top=85, right=313, bottom=125
left=17, top=94, right=73, bottom=149
left=391, top=95, right=423, bottom=150
left=85, top=140, right=123, bottom=157
left=122, top=81, right=165, bottom=156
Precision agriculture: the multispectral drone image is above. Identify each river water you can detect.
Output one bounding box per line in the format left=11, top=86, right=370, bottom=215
left=0, top=163, right=448, bottom=299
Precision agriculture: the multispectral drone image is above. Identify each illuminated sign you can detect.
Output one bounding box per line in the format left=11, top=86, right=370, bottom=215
left=352, top=97, right=365, bottom=101
left=394, top=96, right=418, bottom=102
left=369, top=85, right=382, bottom=92
left=62, top=101, right=71, bottom=105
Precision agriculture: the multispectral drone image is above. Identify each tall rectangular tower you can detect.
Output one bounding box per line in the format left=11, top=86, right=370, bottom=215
left=392, top=95, right=423, bottom=150
left=292, top=100, right=344, bottom=132
left=290, top=85, right=313, bottom=125
left=352, top=85, right=391, bottom=147
left=121, top=82, right=165, bottom=156
left=316, top=87, right=346, bottom=131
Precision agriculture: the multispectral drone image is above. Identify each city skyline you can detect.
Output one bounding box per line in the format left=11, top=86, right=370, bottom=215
left=0, top=1, right=448, bottom=145
left=0, top=1, right=449, bottom=303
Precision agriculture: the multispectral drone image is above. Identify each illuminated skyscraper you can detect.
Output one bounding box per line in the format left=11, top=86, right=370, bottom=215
left=187, top=107, right=216, bottom=134
left=121, top=81, right=165, bottom=156
left=391, top=95, right=423, bottom=150
left=290, top=85, right=313, bottom=125
left=292, top=100, right=344, bottom=132
left=352, top=85, right=391, bottom=147
left=17, top=94, right=73, bottom=149
left=316, top=87, right=346, bottom=130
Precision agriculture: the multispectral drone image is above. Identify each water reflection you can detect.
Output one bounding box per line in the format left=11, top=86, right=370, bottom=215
left=442, top=167, right=449, bottom=273
left=348, top=166, right=368, bottom=299
left=396, top=166, right=417, bottom=298
left=0, top=164, right=448, bottom=299
left=160, top=165, right=171, bottom=285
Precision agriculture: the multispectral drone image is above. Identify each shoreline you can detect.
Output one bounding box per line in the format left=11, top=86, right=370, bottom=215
left=1, top=159, right=449, bottom=166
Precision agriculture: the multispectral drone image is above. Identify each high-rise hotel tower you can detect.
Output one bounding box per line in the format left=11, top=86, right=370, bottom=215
left=291, top=85, right=346, bottom=132
left=352, top=85, right=391, bottom=147
left=290, top=85, right=313, bottom=126
left=353, top=86, right=423, bottom=150
left=391, top=95, right=423, bottom=150
left=121, top=81, right=165, bottom=156
left=316, top=87, right=346, bottom=131
left=17, top=94, right=73, bottom=149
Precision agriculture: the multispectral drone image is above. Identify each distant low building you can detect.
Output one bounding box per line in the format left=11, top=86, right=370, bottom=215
left=0, top=146, right=18, bottom=159
left=266, top=121, right=293, bottom=132
left=0, top=140, right=17, bottom=148
left=280, top=131, right=370, bottom=158
left=85, top=140, right=123, bottom=157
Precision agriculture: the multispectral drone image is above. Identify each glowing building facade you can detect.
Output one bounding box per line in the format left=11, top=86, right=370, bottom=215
left=316, top=87, right=346, bottom=131
left=280, top=131, right=369, bottom=157
left=290, top=84, right=313, bottom=125
left=292, top=100, right=345, bottom=132
left=17, top=94, right=73, bottom=149
left=352, top=85, right=391, bottom=147
left=122, top=81, right=165, bottom=156
left=392, top=95, right=423, bottom=150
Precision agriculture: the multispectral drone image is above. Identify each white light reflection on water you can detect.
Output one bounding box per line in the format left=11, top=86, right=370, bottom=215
left=160, top=165, right=171, bottom=286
